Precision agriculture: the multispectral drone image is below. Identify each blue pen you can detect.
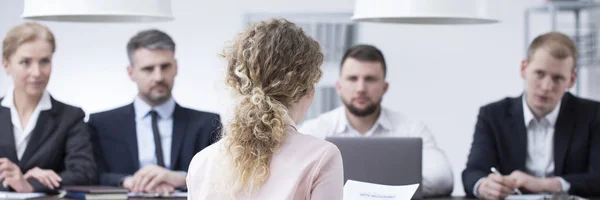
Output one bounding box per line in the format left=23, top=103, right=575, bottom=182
left=491, top=167, right=523, bottom=195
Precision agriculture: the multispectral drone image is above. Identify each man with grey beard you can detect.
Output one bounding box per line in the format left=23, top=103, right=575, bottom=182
left=299, top=44, right=454, bottom=197
left=87, top=29, right=221, bottom=193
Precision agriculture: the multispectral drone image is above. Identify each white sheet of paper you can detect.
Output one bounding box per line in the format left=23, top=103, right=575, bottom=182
left=343, top=180, right=420, bottom=200
left=0, top=191, right=46, bottom=199
left=507, top=194, right=589, bottom=200
left=127, top=191, right=187, bottom=197
left=506, top=194, right=546, bottom=200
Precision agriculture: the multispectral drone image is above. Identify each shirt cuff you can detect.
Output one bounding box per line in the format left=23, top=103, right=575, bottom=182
left=179, top=171, right=188, bottom=177
left=473, top=178, right=486, bottom=198
left=119, top=175, right=132, bottom=187
left=178, top=171, right=188, bottom=189
left=557, top=177, right=571, bottom=193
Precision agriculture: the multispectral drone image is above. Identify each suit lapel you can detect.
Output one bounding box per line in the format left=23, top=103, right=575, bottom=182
left=124, top=104, right=140, bottom=170
left=553, top=93, right=575, bottom=175
left=0, top=106, right=19, bottom=163
left=170, top=104, right=187, bottom=170
left=19, top=102, right=58, bottom=168
left=508, top=95, right=528, bottom=171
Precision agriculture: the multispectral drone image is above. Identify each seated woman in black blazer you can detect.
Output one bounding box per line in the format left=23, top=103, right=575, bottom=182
left=0, top=22, right=96, bottom=192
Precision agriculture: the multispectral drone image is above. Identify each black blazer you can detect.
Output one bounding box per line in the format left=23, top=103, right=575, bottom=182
left=0, top=97, right=97, bottom=193
left=87, top=103, right=221, bottom=187
left=462, top=92, right=600, bottom=197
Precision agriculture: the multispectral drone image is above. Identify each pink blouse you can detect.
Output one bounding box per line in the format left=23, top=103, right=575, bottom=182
left=186, top=124, right=344, bottom=200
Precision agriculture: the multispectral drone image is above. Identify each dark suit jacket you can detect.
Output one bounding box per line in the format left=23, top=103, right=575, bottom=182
left=87, top=103, right=221, bottom=187
left=462, top=92, right=600, bottom=197
left=0, top=97, right=97, bottom=193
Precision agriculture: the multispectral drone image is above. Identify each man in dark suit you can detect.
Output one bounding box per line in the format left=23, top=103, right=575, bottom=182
left=462, top=32, right=600, bottom=199
left=88, top=29, right=221, bottom=193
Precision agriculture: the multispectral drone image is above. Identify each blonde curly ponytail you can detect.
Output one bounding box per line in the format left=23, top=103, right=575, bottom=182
left=220, top=18, right=323, bottom=194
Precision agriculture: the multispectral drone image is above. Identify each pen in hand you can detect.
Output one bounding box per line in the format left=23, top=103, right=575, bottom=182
left=491, top=167, right=523, bottom=195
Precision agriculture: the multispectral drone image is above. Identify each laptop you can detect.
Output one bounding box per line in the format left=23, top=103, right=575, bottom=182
left=326, top=137, right=423, bottom=199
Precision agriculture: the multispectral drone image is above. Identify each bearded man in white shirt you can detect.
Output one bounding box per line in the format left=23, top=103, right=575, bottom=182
left=299, top=44, right=454, bottom=197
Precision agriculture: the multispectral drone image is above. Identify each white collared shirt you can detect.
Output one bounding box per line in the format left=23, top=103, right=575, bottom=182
left=0, top=87, right=52, bottom=160
left=299, top=106, right=454, bottom=197
left=333, top=106, right=393, bottom=137
left=523, top=95, right=570, bottom=192
left=133, top=96, right=175, bottom=169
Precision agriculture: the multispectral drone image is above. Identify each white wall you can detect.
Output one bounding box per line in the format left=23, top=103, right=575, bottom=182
left=1, top=0, right=598, bottom=196
left=582, top=10, right=600, bottom=101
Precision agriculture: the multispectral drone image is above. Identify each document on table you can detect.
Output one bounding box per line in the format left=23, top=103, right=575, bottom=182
left=506, top=194, right=550, bottom=200
left=0, top=191, right=46, bottom=199
left=506, top=194, right=589, bottom=200
left=343, top=179, right=420, bottom=200
left=128, top=191, right=187, bottom=198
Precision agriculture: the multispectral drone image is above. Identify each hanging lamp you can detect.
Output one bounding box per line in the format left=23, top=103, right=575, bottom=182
left=352, top=0, right=499, bottom=24
left=22, top=0, right=174, bottom=22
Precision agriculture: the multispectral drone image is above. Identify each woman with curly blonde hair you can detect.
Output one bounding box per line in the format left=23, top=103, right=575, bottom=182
left=186, top=19, right=344, bottom=199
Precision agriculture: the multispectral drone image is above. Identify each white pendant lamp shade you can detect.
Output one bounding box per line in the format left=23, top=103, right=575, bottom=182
left=22, top=0, right=174, bottom=22
left=352, top=0, right=498, bottom=24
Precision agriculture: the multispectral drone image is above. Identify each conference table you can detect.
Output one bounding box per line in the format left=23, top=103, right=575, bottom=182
left=26, top=197, right=475, bottom=200
left=29, top=196, right=184, bottom=200
left=27, top=196, right=600, bottom=200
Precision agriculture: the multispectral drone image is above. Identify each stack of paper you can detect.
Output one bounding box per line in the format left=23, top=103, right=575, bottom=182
left=506, top=194, right=589, bottom=200
left=62, top=186, right=129, bottom=200
left=0, top=191, right=46, bottom=199
left=506, top=194, right=550, bottom=200
left=128, top=190, right=187, bottom=198
left=343, top=180, right=420, bottom=200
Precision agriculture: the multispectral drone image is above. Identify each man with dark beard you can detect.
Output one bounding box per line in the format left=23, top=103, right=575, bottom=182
left=87, top=29, right=221, bottom=193
left=299, top=44, right=454, bottom=197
